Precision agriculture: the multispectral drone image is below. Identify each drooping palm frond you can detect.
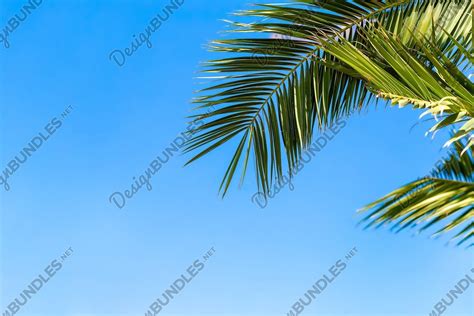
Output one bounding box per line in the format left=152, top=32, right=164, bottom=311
left=185, top=0, right=472, bottom=197
left=359, top=138, right=474, bottom=246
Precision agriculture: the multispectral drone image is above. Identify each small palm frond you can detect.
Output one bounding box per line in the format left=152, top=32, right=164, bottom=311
left=186, top=0, right=471, bottom=196
left=359, top=138, right=474, bottom=246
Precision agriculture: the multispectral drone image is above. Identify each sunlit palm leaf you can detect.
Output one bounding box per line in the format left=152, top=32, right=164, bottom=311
left=359, top=138, right=474, bottom=246
left=321, top=23, right=473, bottom=150
left=186, top=0, right=471, bottom=197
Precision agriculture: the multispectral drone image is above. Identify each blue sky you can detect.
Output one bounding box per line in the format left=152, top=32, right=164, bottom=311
left=0, top=0, right=473, bottom=315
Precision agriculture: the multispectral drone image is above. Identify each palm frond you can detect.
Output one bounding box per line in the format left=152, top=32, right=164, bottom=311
left=186, top=0, right=471, bottom=196
left=359, top=138, right=474, bottom=246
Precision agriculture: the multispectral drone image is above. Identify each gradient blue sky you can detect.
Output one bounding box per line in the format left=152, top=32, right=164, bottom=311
left=1, top=0, right=473, bottom=315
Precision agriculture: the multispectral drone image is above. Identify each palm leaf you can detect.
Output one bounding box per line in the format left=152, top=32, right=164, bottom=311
left=186, top=0, right=471, bottom=196
left=320, top=22, right=473, bottom=153
left=359, top=138, right=474, bottom=246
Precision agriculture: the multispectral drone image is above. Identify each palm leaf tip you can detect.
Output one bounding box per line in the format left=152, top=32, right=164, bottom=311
left=359, top=140, right=474, bottom=246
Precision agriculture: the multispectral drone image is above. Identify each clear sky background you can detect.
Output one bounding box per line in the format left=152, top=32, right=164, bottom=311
left=0, top=0, right=473, bottom=315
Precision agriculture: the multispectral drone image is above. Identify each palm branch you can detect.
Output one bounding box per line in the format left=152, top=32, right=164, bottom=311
left=185, top=0, right=473, bottom=244
left=359, top=138, right=473, bottom=247
left=186, top=0, right=471, bottom=197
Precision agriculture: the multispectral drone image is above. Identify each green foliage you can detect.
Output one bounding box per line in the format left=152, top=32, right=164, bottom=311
left=186, top=0, right=473, bottom=245
left=359, top=138, right=473, bottom=247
